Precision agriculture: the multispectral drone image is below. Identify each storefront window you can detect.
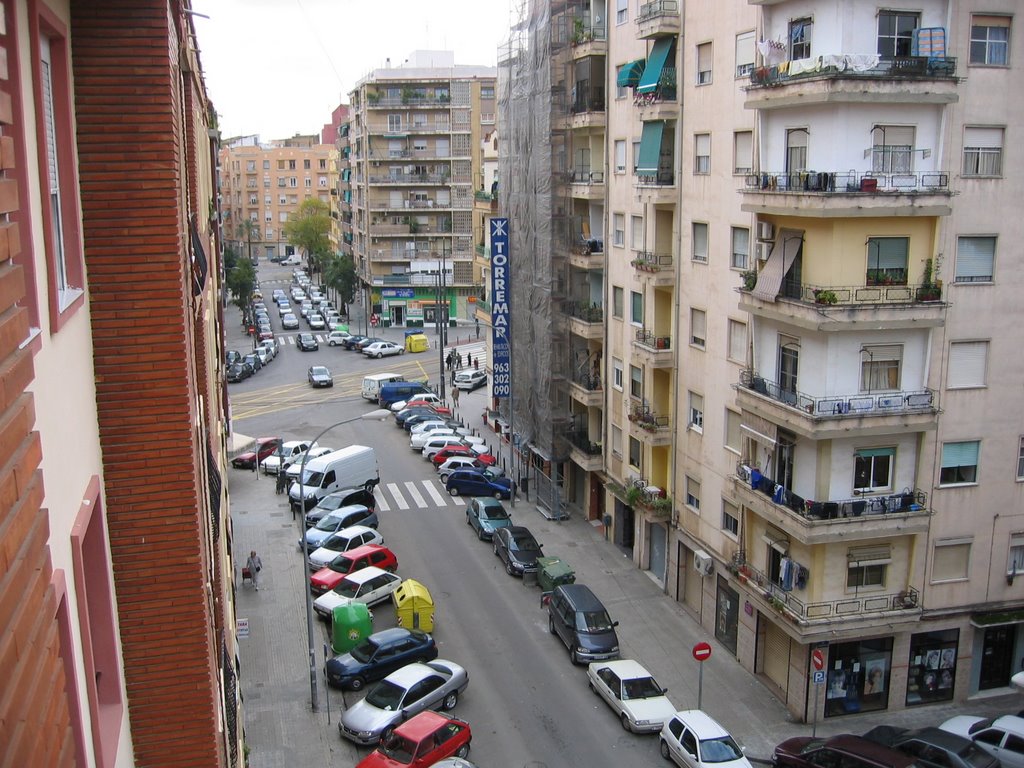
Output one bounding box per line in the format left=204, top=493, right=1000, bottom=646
left=825, top=637, right=893, bottom=717
left=715, top=577, right=739, bottom=655
left=906, top=629, right=959, bottom=705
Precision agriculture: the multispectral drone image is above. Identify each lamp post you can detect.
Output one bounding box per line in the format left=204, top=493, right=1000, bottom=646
left=296, top=408, right=391, bottom=712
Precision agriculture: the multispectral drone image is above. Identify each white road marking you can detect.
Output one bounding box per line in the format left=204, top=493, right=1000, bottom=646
left=421, top=480, right=449, bottom=507
left=404, top=481, right=427, bottom=509
left=385, top=483, right=409, bottom=510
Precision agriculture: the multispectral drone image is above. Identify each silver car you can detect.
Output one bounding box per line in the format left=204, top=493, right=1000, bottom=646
left=339, top=660, right=468, bottom=746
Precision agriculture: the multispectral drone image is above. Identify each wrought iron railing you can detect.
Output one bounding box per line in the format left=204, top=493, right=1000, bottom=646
left=565, top=301, right=603, bottom=323
left=633, top=68, right=677, bottom=104
left=634, top=329, right=671, bottom=350
left=572, top=21, right=607, bottom=44
left=744, top=170, right=949, bottom=194
left=777, top=278, right=943, bottom=305
left=572, top=237, right=604, bottom=256
left=566, top=430, right=602, bottom=456
left=628, top=403, right=670, bottom=431
left=636, top=168, right=675, bottom=186
left=571, top=87, right=606, bottom=115
left=749, top=55, right=957, bottom=87
left=572, top=372, right=601, bottom=392
left=569, top=169, right=606, bottom=184
left=369, top=173, right=449, bottom=185
left=632, top=251, right=673, bottom=272
left=738, top=369, right=935, bottom=418
left=637, top=0, right=679, bottom=23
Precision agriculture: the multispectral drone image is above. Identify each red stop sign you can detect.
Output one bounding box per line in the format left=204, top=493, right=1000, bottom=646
left=692, top=642, right=712, bottom=662
left=812, top=648, right=825, bottom=671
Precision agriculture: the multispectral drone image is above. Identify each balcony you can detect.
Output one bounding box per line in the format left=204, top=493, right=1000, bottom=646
left=569, top=372, right=603, bottom=407
left=571, top=22, right=607, bottom=59
left=369, top=172, right=450, bottom=185
left=366, top=94, right=452, bottom=109
left=740, top=170, right=952, bottom=217
left=569, top=236, right=604, bottom=270
left=738, top=277, right=947, bottom=331
left=631, top=251, right=675, bottom=287
left=569, top=87, right=606, bottom=130
left=628, top=404, right=672, bottom=446
left=565, top=302, right=604, bottom=340
left=634, top=168, right=676, bottom=205
left=636, top=0, right=680, bottom=39
left=632, top=329, right=673, bottom=368
left=736, top=369, right=938, bottom=439
left=565, top=430, right=603, bottom=472
left=569, top=169, right=605, bottom=200
left=634, top=68, right=678, bottom=121
left=745, top=55, right=959, bottom=109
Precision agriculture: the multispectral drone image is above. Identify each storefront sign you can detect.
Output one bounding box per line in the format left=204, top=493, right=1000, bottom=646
left=490, top=218, right=511, bottom=398
left=383, top=288, right=415, bottom=298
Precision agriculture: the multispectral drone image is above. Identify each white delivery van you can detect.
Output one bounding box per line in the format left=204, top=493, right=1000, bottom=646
left=282, top=254, right=303, bottom=266
left=361, top=373, right=405, bottom=401
left=290, top=445, right=379, bottom=510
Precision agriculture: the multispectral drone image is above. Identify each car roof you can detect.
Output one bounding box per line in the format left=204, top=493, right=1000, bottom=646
left=370, top=627, right=427, bottom=645
left=382, top=662, right=438, bottom=688
left=592, top=658, right=655, bottom=680
left=901, top=727, right=976, bottom=751
left=555, top=583, right=604, bottom=610
left=325, top=504, right=370, bottom=521
left=671, top=710, right=733, bottom=739
left=338, top=565, right=390, bottom=585
left=394, top=710, right=451, bottom=740
left=340, top=543, right=389, bottom=560
left=821, top=735, right=917, bottom=766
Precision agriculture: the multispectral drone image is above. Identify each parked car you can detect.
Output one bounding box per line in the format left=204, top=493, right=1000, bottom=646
left=492, top=526, right=543, bottom=576
left=411, top=429, right=457, bottom=451
left=225, top=349, right=243, bottom=365
left=253, top=346, right=271, bottom=366
left=431, top=445, right=497, bottom=467
left=326, top=628, right=437, bottom=691
left=328, top=330, right=352, bottom=347
left=258, top=439, right=316, bottom=475
left=363, top=341, right=405, bottom=358
left=297, top=333, right=319, bottom=351
left=774, top=735, right=916, bottom=768
left=310, top=543, right=398, bottom=596
left=340, top=660, right=469, bottom=746
left=548, top=583, right=620, bottom=665
left=390, top=393, right=446, bottom=412
left=313, top=566, right=402, bottom=620
left=308, top=313, right=326, bottom=331
left=447, top=470, right=514, bottom=500
left=588, top=659, right=675, bottom=734
left=307, top=525, right=385, bottom=571
left=400, top=410, right=449, bottom=431
left=423, top=438, right=473, bottom=462
left=342, top=335, right=370, bottom=350
left=258, top=338, right=279, bottom=360
left=661, top=710, right=751, bottom=768
left=464, top=498, right=512, bottom=541
left=438, top=458, right=503, bottom=483
left=226, top=362, right=254, bottom=383
left=454, top=369, right=487, bottom=391
left=304, top=488, right=378, bottom=527
left=278, top=302, right=293, bottom=317
left=357, top=336, right=386, bottom=351
left=282, top=313, right=299, bottom=330
left=355, top=710, right=471, bottom=768
left=299, top=300, right=314, bottom=318
left=283, top=446, right=335, bottom=480
left=863, top=726, right=1001, bottom=768
left=231, top=437, right=282, bottom=469
left=308, top=365, right=333, bottom=388
left=939, top=716, right=1024, bottom=768
left=301, top=506, right=373, bottom=552
left=242, top=353, right=262, bottom=372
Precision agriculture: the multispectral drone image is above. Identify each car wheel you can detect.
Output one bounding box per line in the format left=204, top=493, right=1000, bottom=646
left=494, top=491, right=504, bottom=500
left=349, top=676, right=365, bottom=691
left=442, top=691, right=458, bottom=710
left=660, top=739, right=671, bottom=760
left=376, top=352, right=383, bottom=359
left=621, top=713, right=631, bottom=732
left=492, top=539, right=499, bottom=555
left=399, top=349, right=405, bottom=355
left=380, top=726, right=394, bottom=744
left=456, top=745, right=470, bottom=758
left=478, top=527, right=486, bottom=541
left=506, top=559, right=514, bottom=575
left=548, top=615, right=556, bottom=635
left=449, top=486, right=460, bottom=497
left=570, top=647, right=580, bottom=665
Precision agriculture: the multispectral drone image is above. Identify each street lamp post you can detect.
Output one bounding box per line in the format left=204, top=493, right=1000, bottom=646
left=296, top=408, right=391, bottom=712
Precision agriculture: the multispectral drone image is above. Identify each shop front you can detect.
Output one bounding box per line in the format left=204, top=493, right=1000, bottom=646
left=381, top=287, right=452, bottom=328
left=906, top=628, right=959, bottom=705
left=825, top=636, right=893, bottom=718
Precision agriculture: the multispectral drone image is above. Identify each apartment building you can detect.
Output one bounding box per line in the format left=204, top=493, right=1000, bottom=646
left=220, top=137, right=340, bottom=262
left=0, top=1, right=238, bottom=765
left=502, top=0, right=1023, bottom=723
left=346, top=51, right=496, bottom=328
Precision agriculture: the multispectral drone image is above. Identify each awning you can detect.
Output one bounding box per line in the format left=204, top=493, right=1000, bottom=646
left=636, top=121, right=665, bottom=174
left=752, top=228, right=804, bottom=301
left=617, top=59, right=646, bottom=88
left=847, top=545, right=892, bottom=568
left=637, top=38, right=673, bottom=94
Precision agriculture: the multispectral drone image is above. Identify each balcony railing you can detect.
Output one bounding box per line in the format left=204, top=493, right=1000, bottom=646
left=572, top=237, right=604, bottom=256
left=633, top=68, right=677, bottom=105
left=572, top=372, right=601, bottom=392
left=566, top=430, right=602, bottom=455
left=631, top=251, right=673, bottom=272
left=744, top=170, right=949, bottom=194
left=635, top=168, right=675, bottom=186
left=571, top=88, right=606, bottom=115
left=749, top=55, right=957, bottom=88
left=777, top=278, right=944, bottom=305
left=739, top=369, right=935, bottom=418
left=565, top=301, right=603, bottom=323
left=572, top=22, right=607, bottom=44
left=637, top=0, right=679, bottom=23
left=366, top=95, right=452, bottom=108
left=628, top=404, right=670, bottom=432
left=569, top=169, right=606, bottom=184
left=369, top=173, right=450, bottom=184
left=634, top=329, right=671, bottom=350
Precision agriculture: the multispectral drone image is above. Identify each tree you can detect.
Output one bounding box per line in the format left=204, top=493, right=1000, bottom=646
left=283, top=199, right=332, bottom=276
left=236, top=219, right=261, bottom=265
left=226, top=257, right=256, bottom=325
left=323, top=253, right=357, bottom=316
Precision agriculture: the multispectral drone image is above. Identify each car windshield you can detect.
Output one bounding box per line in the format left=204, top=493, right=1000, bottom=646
left=578, top=610, right=614, bottom=633
left=301, top=470, right=324, bottom=486
left=700, top=736, right=744, bottom=763
left=317, top=496, right=344, bottom=512
left=321, top=533, right=349, bottom=550
left=379, top=733, right=416, bottom=764
left=622, top=676, right=663, bottom=700
left=510, top=534, right=539, bottom=552
left=311, top=367, right=328, bottom=376
left=481, top=506, right=510, bottom=522
left=365, top=680, right=406, bottom=711
left=962, top=744, right=998, bottom=768
left=315, top=514, right=341, bottom=531
left=329, top=556, right=354, bottom=573
left=332, top=578, right=360, bottom=598
left=349, top=638, right=379, bottom=664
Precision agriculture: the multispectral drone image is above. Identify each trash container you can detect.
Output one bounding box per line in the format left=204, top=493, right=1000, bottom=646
left=392, top=579, right=435, bottom=632
left=404, top=333, right=430, bottom=353
left=331, top=602, right=373, bottom=654
left=523, top=568, right=539, bottom=588
left=537, top=556, right=576, bottom=592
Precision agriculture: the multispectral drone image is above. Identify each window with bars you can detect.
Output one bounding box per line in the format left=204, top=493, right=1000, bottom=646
left=955, top=236, right=995, bottom=283
left=963, top=127, right=1004, bottom=177
left=872, top=125, right=914, bottom=174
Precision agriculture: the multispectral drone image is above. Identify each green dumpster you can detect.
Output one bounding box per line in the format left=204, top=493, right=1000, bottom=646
left=331, top=602, right=372, bottom=654
left=537, top=556, right=575, bottom=592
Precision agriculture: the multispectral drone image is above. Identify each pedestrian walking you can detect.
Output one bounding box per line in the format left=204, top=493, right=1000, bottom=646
left=456, top=352, right=463, bottom=370
left=245, top=550, right=263, bottom=591
left=276, top=470, right=287, bottom=495
left=475, top=318, right=480, bottom=339
left=452, top=385, right=461, bottom=406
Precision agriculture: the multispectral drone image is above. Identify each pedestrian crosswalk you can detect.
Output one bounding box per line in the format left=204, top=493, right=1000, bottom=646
left=374, top=478, right=476, bottom=512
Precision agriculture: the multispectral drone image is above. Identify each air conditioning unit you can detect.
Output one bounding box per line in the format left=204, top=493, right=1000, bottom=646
left=754, top=241, right=770, bottom=263
left=756, top=221, right=775, bottom=241
left=693, top=550, right=714, bottom=577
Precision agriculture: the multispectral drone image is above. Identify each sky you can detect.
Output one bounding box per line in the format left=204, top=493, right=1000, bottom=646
left=191, top=0, right=513, bottom=141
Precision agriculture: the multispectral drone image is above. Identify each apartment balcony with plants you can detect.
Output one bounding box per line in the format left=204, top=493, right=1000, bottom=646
left=570, top=1, right=608, bottom=59
left=363, top=83, right=453, bottom=110
left=634, top=117, right=676, bottom=204
left=569, top=209, right=606, bottom=270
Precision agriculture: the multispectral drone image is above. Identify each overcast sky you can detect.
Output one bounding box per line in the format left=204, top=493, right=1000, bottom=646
left=191, top=0, right=512, bottom=141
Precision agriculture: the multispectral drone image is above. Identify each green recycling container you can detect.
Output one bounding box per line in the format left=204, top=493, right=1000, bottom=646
left=537, top=556, right=576, bottom=592
left=331, top=602, right=372, bottom=654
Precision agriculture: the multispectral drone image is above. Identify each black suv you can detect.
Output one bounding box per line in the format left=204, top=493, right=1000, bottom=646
left=547, top=584, right=619, bottom=665
left=297, top=333, right=319, bottom=351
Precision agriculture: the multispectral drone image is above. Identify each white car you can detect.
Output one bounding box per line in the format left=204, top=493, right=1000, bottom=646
left=308, top=313, right=326, bottom=330
left=659, top=710, right=751, bottom=768
left=284, top=446, right=335, bottom=479
left=307, top=525, right=384, bottom=571
left=454, top=369, right=487, bottom=391
left=940, top=716, right=1024, bottom=768
left=312, top=567, right=402, bottom=620
left=410, top=420, right=453, bottom=436
left=278, top=302, right=293, bottom=316
left=437, top=457, right=504, bottom=483
left=258, top=339, right=278, bottom=360
left=328, top=330, right=351, bottom=347
left=259, top=440, right=316, bottom=475
left=411, top=429, right=457, bottom=450
left=421, top=436, right=469, bottom=460
left=390, top=393, right=445, bottom=412
left=363, top=341, right=404, bottom=359
left=587, top=659, right=675, bottom=734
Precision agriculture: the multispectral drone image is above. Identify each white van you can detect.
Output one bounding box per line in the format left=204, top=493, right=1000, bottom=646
left=282, top=254, right=303, bottom=266
left=289, top=445, right=379, bottom=510
left=361, top=373, right=405, bottom=401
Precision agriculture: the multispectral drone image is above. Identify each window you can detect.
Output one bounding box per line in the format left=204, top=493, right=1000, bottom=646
left=611, top=425, right=622, bottom=457
left=730, top=227, right=749, bottom=269
left=940, top=441, right=980, bottom=485
left=694, top=133, right=710, bottom=174
left=614, top=140, right=626, bottom=173
left=872, top=126, right=914, bottom=174
left=854, top=448, right=894, bottom=492
left=632, top=140, right=640, bottom=172
left=249, top=194, right=257, bottom=205
left=303, top=159, right=311, bottom=170
left=630, top=291, right=643, bottom=324
left=955, top=236, right=995, bottom=282
left=727, top=319, right=747, bottom=363
left=947, top=341, right=989, bottom=389
left=733, top=131, right=752, bottom=175
left=847, top=547, right=889, bottom=588
left=790, top=17, right=813, bottom=59
left=263, top=159, right=270, bottom=169
left=686, top=476, right=701, bottom=510
left=612, top=357, right=623, bottom=390
left=629, top=365, right=642, bottom=399
left=696, top=43, right=712, bottom=84
left=866, top=237, right=908, bottom=286
left=690, top=308, right=706, bottom=348
left=613, top=213, right=625, bottom=247
left=689, top=392, right=704, bottom=431
left=481, top=86, right=495, bottom=99
left=615, top=66, right=628, bottom=100
left=692, top=222, right=708, bottom=263
left=963, top=127, right=1004, bottom=176
left=616, top=0, right=628, bottom=25
left=612, top=286, right=624, bottom=318
left=1018, top=437, right=1024, bottom=480
left=932, top=539, right=972, bottom=582
left=289, top=177, right=298, bottom=188
left=970, top=16, right=1010, bottom=66
left=722, top=501, right=739, bottom=536
left=786, top=128, right=808, bottom=173
left=735, top=31, right=755, bottom=77
left=860, top=345, right=902, bottom=392
left=1010, top=534, right=1024, bottom=574
left=631, top=215, right=644, bottom=250
left=319, top=158, right=327, bottom=169
left=877, top=11, right=919, bottom=58
left=288, top=159, right=297, bottom=170
left=725, top=410, right=741, bottom=454
left=628, top=436, right=641, bottom=468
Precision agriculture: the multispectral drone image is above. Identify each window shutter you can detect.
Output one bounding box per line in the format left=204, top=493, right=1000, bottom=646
left=695, top=133, right=710, bottom=156
left=735, top=31, right=755, bottom=68
left=697, top=43, right=711, bottom=72
left=955, top=237, right=994, bottom=281
left=869, top=238, right=909, bottom=269
left=932, top=541, right=971, bottom=581
left=862, top=345, right=902, bottom=362
left=729, top=320, right=746, bottom=360
left=941, top=441, right=979, bottom=468
left=691, top=308, right=706, bottom=340
left=964, top=127, right=1003, bottom=148
left=734, top=131, right=752, bottom=170
left=948, top=341, right=988, bottom=388
left=848, top=545, right=892, bottom=567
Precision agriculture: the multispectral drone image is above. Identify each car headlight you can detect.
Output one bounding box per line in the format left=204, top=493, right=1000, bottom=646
left=358, top=730, right=374, bottom=739
left=635, top=719, right=652, bottom=726
left=610, top=646, right=619, bottom=653
left=577, top=645, right=588, bottom=653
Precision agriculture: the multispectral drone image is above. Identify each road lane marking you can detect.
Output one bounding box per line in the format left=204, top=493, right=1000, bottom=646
left=404, top=481, right=427, bottom=509
left=385, top=483, right=409, bottom=510
left=421, top=481, right=448, bottom=507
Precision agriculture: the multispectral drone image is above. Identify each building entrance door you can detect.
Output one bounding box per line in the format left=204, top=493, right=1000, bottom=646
left=979, top=625, right=1017, bottom=689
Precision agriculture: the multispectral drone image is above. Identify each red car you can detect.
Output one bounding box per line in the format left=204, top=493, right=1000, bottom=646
left=404, top=401, right=452, bottom=416
left=310, top=544, right=398, bottom=596
left=430, top=445, right=496, bottom=467
left=356, top=711, right=471, bottom=768
left=231, top=437, right=281, bottom=470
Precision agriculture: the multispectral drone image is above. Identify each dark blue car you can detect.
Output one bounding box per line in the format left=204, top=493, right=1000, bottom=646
left=446, top=469, right=514, bottom=500
left=326, top=628, right=437, bottom=691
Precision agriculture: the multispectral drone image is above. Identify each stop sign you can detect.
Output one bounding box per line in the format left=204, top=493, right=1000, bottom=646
left=692, top=641, right=712, bottom=662
left=812, top=648, right=825, bottom=671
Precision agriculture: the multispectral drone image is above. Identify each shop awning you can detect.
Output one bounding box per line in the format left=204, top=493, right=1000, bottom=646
left=752, top=228, right=804, bottom=302
left=970, top=609, right=1024, bottom=628
left=617, top=59, right=646, bottom=88
left=636, top=121, right=665, bottom=175
left=637, top=38, right=673, bottom=94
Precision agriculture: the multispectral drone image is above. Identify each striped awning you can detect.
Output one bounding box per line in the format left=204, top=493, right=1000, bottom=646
left=617, top=59, right=646, bottom=88
left=636, top=121, right=665, bottom=174
left=752, top=229, right=804, bottom=301
left=637, top=38, right=673, bottom=94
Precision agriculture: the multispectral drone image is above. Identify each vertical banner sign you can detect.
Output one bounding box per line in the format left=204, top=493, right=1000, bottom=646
left=490, top=218, right=511, bottom=398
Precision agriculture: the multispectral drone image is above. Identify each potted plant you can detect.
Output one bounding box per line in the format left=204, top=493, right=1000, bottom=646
left=916, top=258, right=942, bottom=301
left=741, top=270, right=757, bottom=291
left=813, top=289, right=838, bottom=305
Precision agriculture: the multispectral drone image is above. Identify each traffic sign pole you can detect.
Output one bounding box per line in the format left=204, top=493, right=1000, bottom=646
left=692, top=642, right=712, bottom=710
left=698, top=661, right=704, bottom=710
left=810, top=647, right=826, bottom=737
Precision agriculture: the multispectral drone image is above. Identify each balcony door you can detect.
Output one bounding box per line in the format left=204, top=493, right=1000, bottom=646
left=777, top=336, right=800, bottom=406
left=774, top=429, right=796, bottom=490
left=877, top=11, right=919, bottom=58
left=872, top=126, right=915, bottom=174
left=785, top=129, right=808, bottom=177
